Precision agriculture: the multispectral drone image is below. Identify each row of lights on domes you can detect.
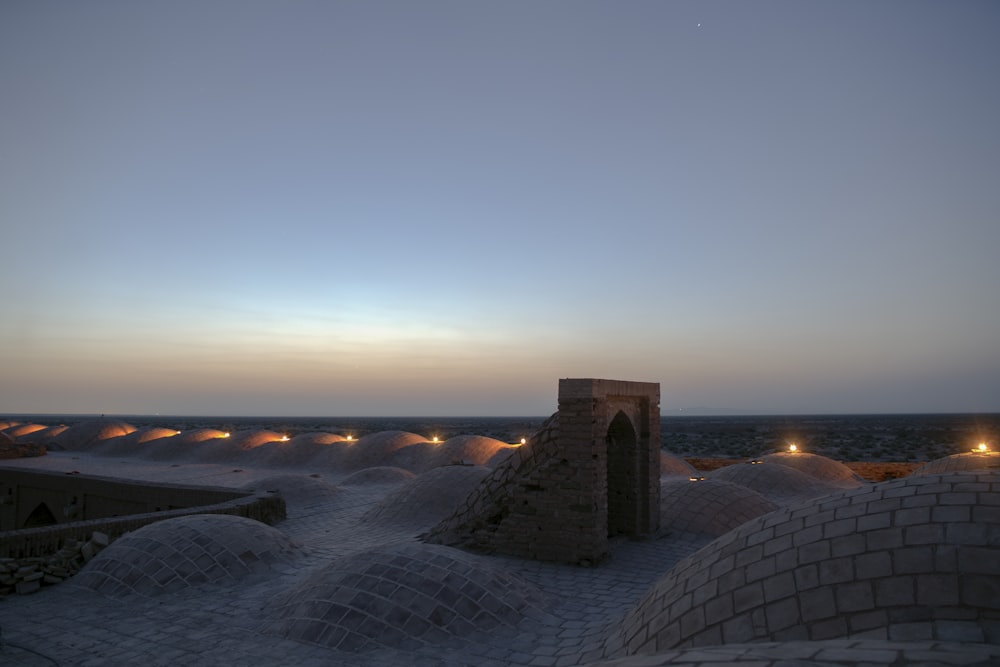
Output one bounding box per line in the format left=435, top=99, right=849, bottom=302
left=167, top=430, right=533, bottom=446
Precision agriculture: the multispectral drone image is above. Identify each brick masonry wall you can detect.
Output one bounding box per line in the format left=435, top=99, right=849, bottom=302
left=425, top=378, right=660, bottom=565
left=603, top=470, right=1000, bottom=656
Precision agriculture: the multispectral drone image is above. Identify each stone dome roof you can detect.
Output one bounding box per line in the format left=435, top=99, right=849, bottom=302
left=363, top=465, right=493, bottom=529
left=339, top=466, right=416, bottom=486
left=913, top=451, right=1000, bottom=475
left=709, top=459, right=844, bottom=504
left=51, top=418, right=136, bottom=451
left=659, top=478, right=778, bottom=537
left=763, top=452, right=865, bottom=487
left=605, top=470, right=1000, bottom=657
left=660, top=451, right=697, bottom=477
left=75, top=514, right=299, bottom=597
left=265, top=542, right=547, bottom=652
left=244, top=474, right=341, bottom=506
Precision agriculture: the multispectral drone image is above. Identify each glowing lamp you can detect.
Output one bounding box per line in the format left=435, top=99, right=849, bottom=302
left=222, top=432, right=231, bottom=438
left=175, top=430, right=182, bottom=435
left=975, top=442, right=989, bottom=453
left=345, top=434, right=354, bottom=441
left=749, top=459, right=763, bottom=465
left=279, top=435, right=290, bottom=442
left=788, top=443, right=798, bottom=453
left=688, top=475, right=706, bottom=482
left=431, top=436, right=440, bottom=443
left=520, top=438, right=527, bottom=445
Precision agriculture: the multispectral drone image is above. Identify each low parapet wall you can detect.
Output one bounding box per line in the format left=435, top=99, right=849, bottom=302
left=0, top=468, right=286, bottom=558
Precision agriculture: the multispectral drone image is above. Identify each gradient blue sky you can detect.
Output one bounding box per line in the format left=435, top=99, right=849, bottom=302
left=2, top=1, right=998, bottom=416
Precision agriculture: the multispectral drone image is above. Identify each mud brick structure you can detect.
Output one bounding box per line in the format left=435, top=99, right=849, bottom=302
left=426, top=378, right=660, bottom=564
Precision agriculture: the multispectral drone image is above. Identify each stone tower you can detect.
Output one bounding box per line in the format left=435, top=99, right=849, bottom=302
left=426, top=378, right=661, bottom=564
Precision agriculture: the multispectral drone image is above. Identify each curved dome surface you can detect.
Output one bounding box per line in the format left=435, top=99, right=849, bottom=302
left=244, top=475, right=341, bottom=506
left=93, top=427, right=179, bottom=455
left=426, top=435, right=516, bottom=470
left=52, top=419, right=136, bottom=451
left=581, top=639, right=1000, bottom=667
left=25, top=424, right=68, bottom=443
left=659, top=478, right=778, bottom=537
left=340, top=431, right=429, bottom=470
left=75, top=514, right=298, bottom=597
left=913, top=451, right=1000, bottom=475
left=3, top=423, right=47, bottom=439
left=660, top=452, right=697, bottom=477
left=339, top=466, right=416, bottom=486
left=606, top=471, right=1000, bottom=657
left=763, top=452, right=865, bottom=487
left=362, top=465, right=493, bottom=528
left=265, top=542, right=547, bottom=652
left=710, top=460, right=842, bottom=504
left=227, top=430, right=287, bottom=449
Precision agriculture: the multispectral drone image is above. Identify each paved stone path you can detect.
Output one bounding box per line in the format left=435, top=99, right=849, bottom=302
left=2, top=452, right=998, bottom=666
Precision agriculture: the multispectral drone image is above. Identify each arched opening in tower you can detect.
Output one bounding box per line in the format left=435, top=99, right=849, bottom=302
left=606, top=410, right=638, bottom=537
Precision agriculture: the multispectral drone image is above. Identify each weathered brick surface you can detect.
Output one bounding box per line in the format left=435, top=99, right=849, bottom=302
left=426, top=379, right=660, bottom=564
left=658, top=479, right=777, bottom=537
left=266, top=542, right=547, bottom=652
left=73, top=513, right=300, bottom=596
left=607, top=471, right=1000, bottom=656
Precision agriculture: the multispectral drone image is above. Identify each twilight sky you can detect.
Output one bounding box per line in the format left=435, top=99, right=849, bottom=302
left=2, top=1, right=998, bottom=416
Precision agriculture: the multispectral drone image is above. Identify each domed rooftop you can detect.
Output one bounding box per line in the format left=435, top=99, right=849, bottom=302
left=425, top=435, right=517, bottom=470
left=92, top=426, right=179, bottom=455
left=659, top=478, right=778, bottom=537
left=763, top=452, right=865, bottom=487
left=709, top=459, right=843, bottom=504
left=51, top=419, right=136, bottom=451
left=913, top=451, right=1000, bottom=475
left=339, top=466, right=416, bottom=486
left=339, top=431, right=429, bottom=470
left=362, top=465, right=493, bottom=529
left=580, top=639, right=1000, bottom=666
left=75, top=514, right=299, bottom=597
left=244, top=475, right=341, bottom=507
left=265, top=542, right=547, bottom=652
left=2, top=423, right=47, bottom=439
left=660, top=451, right=697, bottom=477
left=606, top=470, right=1000, bottom=657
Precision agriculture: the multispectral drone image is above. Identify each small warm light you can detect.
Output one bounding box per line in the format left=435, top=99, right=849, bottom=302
left=689, top=475, right=706, bottom=482
left=976, top=442, right=989, bottom=453
left=788, top=443, right=798, bottom=453
left=431, top=436, right=440, bottom=443
left=749, top=459, right=763, bottom=465
left=520, top=437, right=527, bottom=446
left=345, top=434, right=354, bottom=441
left=222, top=432, right=231, bottom=438
left=279, top=435, right=290, bottom=442
left=175, top=430, right=182, bottom=435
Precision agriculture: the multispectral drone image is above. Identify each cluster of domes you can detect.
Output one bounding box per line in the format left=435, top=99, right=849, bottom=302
left=3, top=418, right=520, bottom=474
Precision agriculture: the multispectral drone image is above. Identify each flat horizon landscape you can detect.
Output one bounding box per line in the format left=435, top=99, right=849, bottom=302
left=4, top=411, right=997, bottom=463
